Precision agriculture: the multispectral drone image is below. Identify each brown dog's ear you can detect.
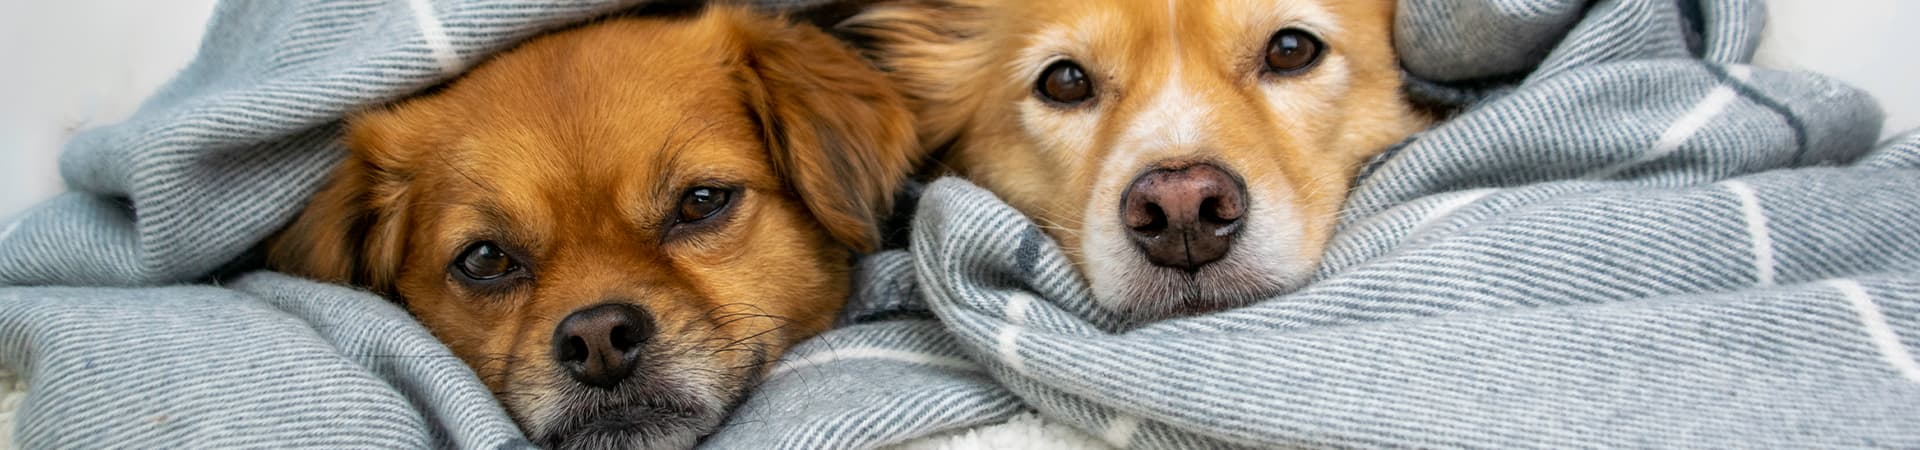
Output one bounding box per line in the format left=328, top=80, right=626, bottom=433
left=267, top=109, right=418, bottom=294
left=733, top=12, right=924, bottom=253
left=831, top=0, right=992, bottom=150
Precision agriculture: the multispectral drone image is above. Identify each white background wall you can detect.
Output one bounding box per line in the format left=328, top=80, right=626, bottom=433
left=0, top=0, right=220, bottom=219
left=2, top=0, right=1917, bottom=220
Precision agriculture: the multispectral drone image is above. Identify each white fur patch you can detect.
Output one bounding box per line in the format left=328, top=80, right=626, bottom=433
left=1057, top=0, right=1347, bottom=319
left=1081, top=75, right=1223, bottom=317
left=1119, top=72, right=1211, bottom=155
left=1165, top=0, right=1181, bottom=59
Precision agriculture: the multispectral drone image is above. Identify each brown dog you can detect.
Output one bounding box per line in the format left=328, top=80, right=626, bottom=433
left=268, top=6, right=919, bottom=449
left=839, top=0, right=1428, bottom=321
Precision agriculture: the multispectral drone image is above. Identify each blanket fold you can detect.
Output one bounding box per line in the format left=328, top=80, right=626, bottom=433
left=710, top=1, right=1920, bottom=448
left=3, top=0, right=1917, bottom=448
left=0, top=273, right=527, bottom=448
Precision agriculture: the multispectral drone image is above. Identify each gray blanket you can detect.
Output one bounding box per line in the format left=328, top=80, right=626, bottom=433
left=2, top=0, right=1916, bottom=448
left=707, top=0, right=1920, bottom=448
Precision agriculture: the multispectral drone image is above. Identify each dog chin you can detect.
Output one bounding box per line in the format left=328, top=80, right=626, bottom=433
left=530, top=392, right=726, bottom=450
left=518, top=353, right=745, bottom=450
left=1094, top=256, right=1306, bottom=322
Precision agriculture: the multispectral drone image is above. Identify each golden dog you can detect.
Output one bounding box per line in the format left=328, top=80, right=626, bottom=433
left=840, top=0, right=1428, bottom=320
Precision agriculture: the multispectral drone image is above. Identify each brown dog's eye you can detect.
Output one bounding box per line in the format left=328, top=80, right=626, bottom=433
left=1035, top=60, right=1094, bottom=105
left=1264, top=29, right=1324, bottom=74
left=677, top=187, right=733, bottom=223
left=455, top=241, right=519, bottom=281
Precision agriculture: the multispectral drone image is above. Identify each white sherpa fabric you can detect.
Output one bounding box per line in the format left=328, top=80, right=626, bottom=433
left=890, top=413, right=1110, bottom=450
left=0, top=368, right=24, bottom=450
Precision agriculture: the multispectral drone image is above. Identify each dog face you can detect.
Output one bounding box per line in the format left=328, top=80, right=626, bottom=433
left=841, top=0, right=1426, bottom=320
left=269, top=7, right=917, bottom=449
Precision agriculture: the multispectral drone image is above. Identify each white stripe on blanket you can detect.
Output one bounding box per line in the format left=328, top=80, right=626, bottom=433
left=1833, top=279, right=1920, bottom=383
left=407, top=0, right=460, bottom=74
left=1722, top=180, right=1776, bottom=287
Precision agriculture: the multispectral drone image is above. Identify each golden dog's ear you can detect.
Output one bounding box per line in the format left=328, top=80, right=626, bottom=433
left=734, top=12, right=923, bottom=253
left=832, top=0, right=991, bottom=150
left=267, top=109, right=419, bottom=294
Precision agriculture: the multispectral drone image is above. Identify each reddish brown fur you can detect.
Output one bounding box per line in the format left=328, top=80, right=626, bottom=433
left=269, top=6, right=919, bottom=447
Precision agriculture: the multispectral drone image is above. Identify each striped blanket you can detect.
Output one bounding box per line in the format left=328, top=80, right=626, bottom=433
left=706, top=1, right=1920, bottom=448
left=0, top=0, right=1914, bottom=448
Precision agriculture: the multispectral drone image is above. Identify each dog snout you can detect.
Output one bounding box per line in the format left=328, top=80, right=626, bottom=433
left=1121, top=163, right=1247, bottom=272
left=552, top=303, right=655, bottom=389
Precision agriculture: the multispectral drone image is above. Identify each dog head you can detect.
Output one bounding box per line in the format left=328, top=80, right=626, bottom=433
left=840, top=0, right=1427, bottom=321
left=269, top=7, right=917, bottom=448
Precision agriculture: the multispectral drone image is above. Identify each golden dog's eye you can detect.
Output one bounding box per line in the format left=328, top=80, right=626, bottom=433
left=455, top=241, right=519, bottom=281
left=1264, top=28, right=1324, bottom=74
left=677, top=187, right=733, bottom=223
left=1035, top=60, right=1094, bottom=105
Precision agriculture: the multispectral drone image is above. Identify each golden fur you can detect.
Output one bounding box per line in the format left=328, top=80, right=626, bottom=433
left=841, top=0, right=1429, bottom=320
left=269, top=6, right=919, bottom=448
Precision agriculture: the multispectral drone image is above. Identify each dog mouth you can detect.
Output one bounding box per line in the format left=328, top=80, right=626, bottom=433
left=517, top=339, right=773, bottom=450
left=1079, top=231, right=1305, bottom=321
left=533, top=394, right=723, bottom=450
left=1125, top=264, right=1298, bottom=317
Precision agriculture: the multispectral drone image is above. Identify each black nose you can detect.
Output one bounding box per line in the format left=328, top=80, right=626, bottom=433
left=553, top=303, right=654, bottom=389
left=1121, top=163, right=1248, bottom=272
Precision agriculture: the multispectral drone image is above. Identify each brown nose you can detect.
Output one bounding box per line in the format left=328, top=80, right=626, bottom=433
left=1121, top=163, right=1248, bottom=272
left=553, top=303, right=654, bottom=389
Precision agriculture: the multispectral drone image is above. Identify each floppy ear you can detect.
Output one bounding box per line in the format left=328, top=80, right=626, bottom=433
left=831, top=0, right=993, bottom=150
left=267, top=109, right=418, bottom=294
left=734, top=12, right=925, bottom=253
